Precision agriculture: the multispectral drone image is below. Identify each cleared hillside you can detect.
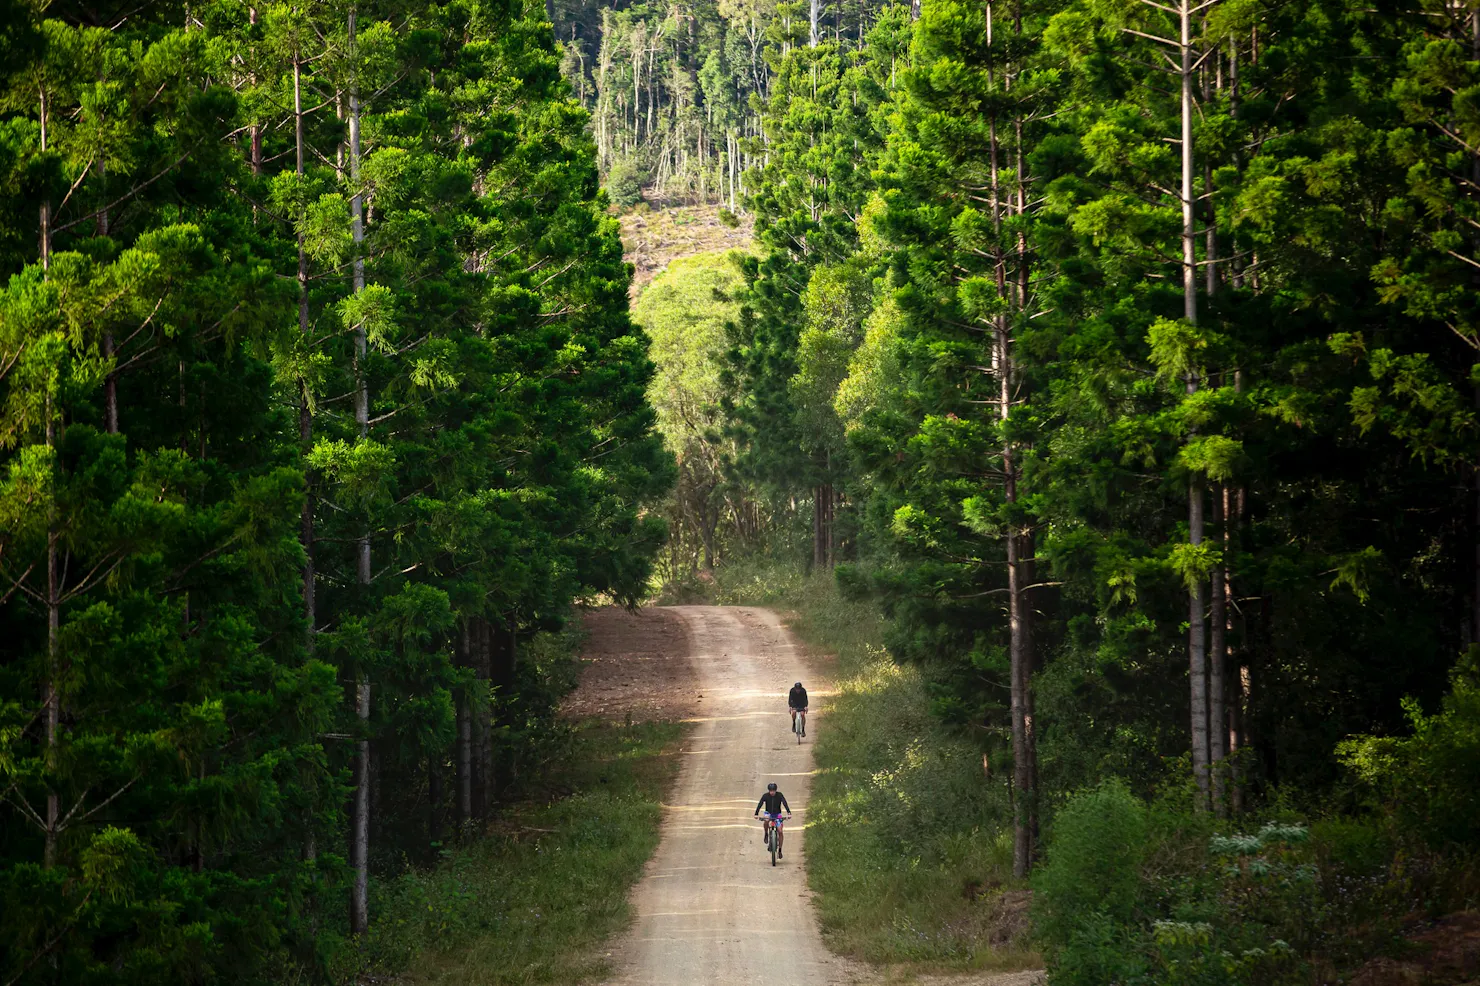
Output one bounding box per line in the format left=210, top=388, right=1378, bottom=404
left=618, top=205, right=754, bottom=297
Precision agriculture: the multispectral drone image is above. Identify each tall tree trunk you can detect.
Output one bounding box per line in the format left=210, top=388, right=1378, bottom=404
left=1006, top=395, right=1033, bottom=878
left=702, top=505, right=715, bottom=570
left=40, top=80, right=59, bottom=864
left=473, top=619, right=493, bottom=819
left=458, top=695, right=472, bottom=828
left=428, top=754, right=443, bottom=847
left=1229, top=474, right=1248, bottom=812
left=1002, top=168, right=1033, bottom=878
left=828, top=487, right=837, bottom=567
left=350, top=681, right=370, bottom=934
left=38, top=87, right=50, bottom=270
left=456, top=623, right=473, bottom=830
left=347, top=11, right=373, bottom=935
left=248, top=7, right=262, bottom=177
left=1209, top=486, right=1227, bottom=815
left=1011, top=7, right=1037, bottom=859
left=988, top=1, right=1037, bottom=876
left=488, top=620, right=517, bottom=805
left=293, top=53, right=316, bottom=639
left=1180, top=0, right=1210, bottom=810
left=809, top=0, right=821, bottom=46
left=1206, top=131, right=1226, bottom=812
left=44, top=407, right=60, bottom=869
left=1474, top=438, right=1480, bottom=647
left=97, top=157, right=118, bottom=434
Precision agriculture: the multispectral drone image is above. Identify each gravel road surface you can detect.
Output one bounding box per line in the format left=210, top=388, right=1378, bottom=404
left=598, top=605, right=859, bottom=985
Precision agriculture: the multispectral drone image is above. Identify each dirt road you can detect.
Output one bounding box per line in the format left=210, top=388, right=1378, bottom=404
left=593, top=605, right=860, bottom=986
left=576, top=605, right=1044, bottom=986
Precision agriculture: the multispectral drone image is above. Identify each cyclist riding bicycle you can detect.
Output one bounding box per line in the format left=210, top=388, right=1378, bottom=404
left=788, top=681, right=809, bottom=737
left=754, top=782, right=791, bottom=858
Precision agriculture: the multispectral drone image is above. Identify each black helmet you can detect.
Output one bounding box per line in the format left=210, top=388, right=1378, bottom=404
left=767, top=782, right=778, bottom=791
left=794, top=681, right=802, bottom=688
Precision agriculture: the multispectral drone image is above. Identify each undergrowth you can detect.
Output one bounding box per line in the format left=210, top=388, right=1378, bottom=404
left=710, top=561, right=1040, bottom=973
left=337, top=719, right=686, bottom=985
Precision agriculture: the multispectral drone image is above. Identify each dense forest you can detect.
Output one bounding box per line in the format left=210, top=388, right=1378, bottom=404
left=624, top=0, right=1480, bottom=978
left=0, top=0, right=668, bottom=981
left=7, top=0, right=1480, bottom=980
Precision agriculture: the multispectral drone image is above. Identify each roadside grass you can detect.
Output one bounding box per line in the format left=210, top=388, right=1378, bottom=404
left=712, top=562, right=1041, bottom=973
left=340, top=719, right=686, bottom=985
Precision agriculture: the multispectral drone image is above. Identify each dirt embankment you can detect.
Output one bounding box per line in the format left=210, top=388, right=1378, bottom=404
left=564, top=607, right=702, bottom=722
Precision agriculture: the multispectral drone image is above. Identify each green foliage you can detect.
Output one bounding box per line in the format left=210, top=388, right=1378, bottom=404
left=340, top=719, right=686, bottom=985
left=633, top=251, right=748, bottom=574
left=1338, top=649, right=1480, bottom=847
left=0, top=0, right=669, bottom=981
left=1035, top=786, right=1320, bottom=986
left=606, top=155, right=648, bottom=207
left=1033, top=780, right=1149, bottom=952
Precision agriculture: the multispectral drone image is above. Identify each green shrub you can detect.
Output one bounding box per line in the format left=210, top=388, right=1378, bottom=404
left=337, top=720, right=686, bottom=984
left=1337, top=649, right=1480, bottom=847
left=1309, top=816, right=1391, bottom=875
left=717, top=207, right=740, bottom=227
left=1035, top=791, right=1315, bottom=986
left=1033, top=779, right=1149, bottom=952
left=1052, top=911, right=1149, bottom=986
left=606, top=157, right=647, bottom=207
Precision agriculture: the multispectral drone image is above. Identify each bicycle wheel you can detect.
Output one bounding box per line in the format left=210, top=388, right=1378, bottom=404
left=797, top=716, right=803, bottom=744
left=769, top=827, right=777, bottom=866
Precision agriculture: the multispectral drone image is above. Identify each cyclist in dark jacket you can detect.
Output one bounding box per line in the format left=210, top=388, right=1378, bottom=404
left=788, top=681, right=808, bottom=737
left=754, top=782, right=791, bottom=857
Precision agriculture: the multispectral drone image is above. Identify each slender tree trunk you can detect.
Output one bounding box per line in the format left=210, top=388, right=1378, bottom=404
left=1006, top=402, right=1033, bottom=877
left=293, top=53, right=316, bottom=640
left=350, top=680, right=370, bottom=934
left=488, top=620, right=517, bottom=804
left=1232, top=661, right=1250, bottom=813
left=1230, top=468, right=1248, bottom=812
left=39, top=88, right=51, bottom=270
left=1180, top=0, right=1210, bottom=810
left=809, top=0, right=821, bottom=46
left=40, top=80, right=59, bottom=862
left=95, top=155, right=119, bottom=433
left=44, top=412, right=60, bottom=869
left=1209, top=486, right=1227, bottom=815
left=1474, top=431, right=1480, bottom=646
left=1206, top=126, right=1225, bottom=812
left=428, top=754, right=443, bottom=847
left=458, top=694, right=472, bottom=827
left=828, top=487, right=837, bottom=567
left=474, top=619, right=494, bottom=819
left=347, top=12, right=374, bottom=935
left=1001, top=157, right=1033, bottom=878
left=1012, top=5, right=1037, bottom=858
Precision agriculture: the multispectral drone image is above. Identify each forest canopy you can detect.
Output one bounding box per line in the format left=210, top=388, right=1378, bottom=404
left=618, top=0, right=1480, bottom=976
left=0, top=0, right=669, bottom=981
left=7, top=0, right=1480, bottom=979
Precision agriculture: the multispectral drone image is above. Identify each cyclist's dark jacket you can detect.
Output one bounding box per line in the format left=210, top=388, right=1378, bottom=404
left=788, top=684, right=808, bottom=709
left=755, top=791, right=790, bottom=815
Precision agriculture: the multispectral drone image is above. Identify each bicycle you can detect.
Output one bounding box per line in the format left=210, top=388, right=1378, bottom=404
left=791, top=707, right=806, bottom=744
left=761, top=813, right=790, bottom=866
